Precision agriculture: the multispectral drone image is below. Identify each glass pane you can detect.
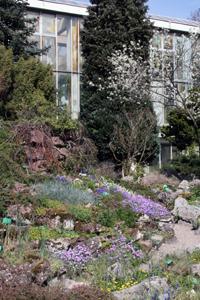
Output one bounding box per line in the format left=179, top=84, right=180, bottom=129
left=57, top=16, right=70, bottom=36
left=42, top=36, right=56, bottom=68
left=161, top=144, right=171, bottom=164
left=72, top=18, right=79, bottom=72
left=58, top=73, right=71, bottom=107
left=57, top=16, right=71, bottom=72
left=151, top=50, right=162, bottom=78
left=72, top=73, right=79, bottom=113
left=164, top=34, right=173, bottom=50
left=58, top=43, right=67, bottom=71
left=152, top=32, right=162, bottom=49
left=42, top=14, right=55, bottom=35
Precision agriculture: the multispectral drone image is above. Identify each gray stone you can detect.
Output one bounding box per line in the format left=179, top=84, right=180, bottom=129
left=138, top=240, right=153, bottom=253
left=46, top=238, right=71, bottom=253
left=113, top=276, right=169, bottom=300
left=107, top=262, right=124, bottom=280
left=151, top=234, right=164, bottom=248
left=63, top=219, right=74, bottom=231
left=191, top=264, right=200, bottom=277
left=49, top=276, right=88, bottom=289
left=172, top=197, right=200, bottom=223
left=178, top=180, right=190, bottom=191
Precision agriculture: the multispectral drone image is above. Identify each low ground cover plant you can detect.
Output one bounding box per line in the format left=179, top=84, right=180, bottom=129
left=34, top=179, right=97, bottom=205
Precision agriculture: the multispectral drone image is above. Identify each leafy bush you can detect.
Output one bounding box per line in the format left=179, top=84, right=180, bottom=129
left=28, top=226, right=79, bottom=241
left=97, top=193, right=140, bottom=228
left=188, top=186, right=200, bottom=205
left=34, top=180, right=97, bottom=205
left=120, top=180, right=158, bottom=200
left=97, top=209, right=116, bottom=227
left=0, top=122, right=27, bottom=185
left=68, top=205, right=93, bottom=223
left=162, top=155, right=200, bottom=180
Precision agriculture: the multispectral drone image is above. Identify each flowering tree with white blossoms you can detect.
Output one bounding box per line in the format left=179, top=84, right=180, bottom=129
left=105, top=43, right=158, bottom=176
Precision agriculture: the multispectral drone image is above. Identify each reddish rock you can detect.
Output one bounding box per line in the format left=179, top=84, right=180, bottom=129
left=30, top=129, right=45, bottom=145
left=52, top=136, right=64, bottom=146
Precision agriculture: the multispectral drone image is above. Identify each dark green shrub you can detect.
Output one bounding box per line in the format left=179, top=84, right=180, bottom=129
left=162, top=155, right=200, bottom=180
left=115, top=207, right=139, bottom=228
left=68, top=205, right=93, bottom=223
left=97, top=208, right=116, bottom=227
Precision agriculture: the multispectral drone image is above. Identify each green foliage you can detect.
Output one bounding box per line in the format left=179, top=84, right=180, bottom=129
left=0, top=46, right=76, bottom=131
left=97, top=193, right=139, bottom=228
left=0, top=0, right=42, bottom=59
left=28, top=226, right=79, bottom=241
left=34, top=180, right=97, bottom=205
left=81, top=0, right=153, bottom=160
left=162, top=155, right=200, bottom=180
left=120, top=180, right=158, bottom=200
left=188, top=186, right=200, bottom=205
left=0, top=122, right=27, bottom=186
left=7, top=56, right=56, bottom=121
left=97, top=209, right=116, bottom=227
left=162, top=108, right=197, bottom=151
left=68, top=205, right=93, bottom=223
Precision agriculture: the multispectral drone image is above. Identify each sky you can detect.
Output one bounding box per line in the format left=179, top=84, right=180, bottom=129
left=80, top=0, right=200, bottom=19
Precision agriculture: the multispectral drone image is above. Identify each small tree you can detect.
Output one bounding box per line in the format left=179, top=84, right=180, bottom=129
left=0, top=0, right=41, bottom=59
left=106, top=44, right=158, bottom=175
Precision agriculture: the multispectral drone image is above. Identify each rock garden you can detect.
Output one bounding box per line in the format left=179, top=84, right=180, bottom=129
left=0, top=137, right=200, bottom=300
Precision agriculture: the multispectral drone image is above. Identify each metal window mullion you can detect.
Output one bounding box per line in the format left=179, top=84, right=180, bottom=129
left=70, top=17, right=73, bottom=115
left=55, top=14, right=59, bottom=107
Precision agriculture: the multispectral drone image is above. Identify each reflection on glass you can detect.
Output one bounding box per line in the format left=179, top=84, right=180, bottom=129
left=58, top=73, right=71, bottom=107
left=72, top=73, right=79, bottom=112
left=72, top=18, right=79, bottom=72
left=57, top=16, right=70, bottom=36
left=58, top=43, right=67, bottom=71
left=164, top=34, right=173, bottom=50
left=152, top=33, right=162, bottom=49
left=42, top=14, right=55, bottom=34
left=42, top=36, right=56, bottom=68
left=151, top=50, right=162, bottom=78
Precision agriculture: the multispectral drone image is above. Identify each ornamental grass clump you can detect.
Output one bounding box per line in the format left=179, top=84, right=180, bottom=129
left=34, top=180, right=96, bottom=205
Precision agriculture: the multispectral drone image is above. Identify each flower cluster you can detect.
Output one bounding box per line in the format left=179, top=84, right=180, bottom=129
left=111, top=184, right=170, bottom=218
left=122, top=192, right=170, bottom=218
left=59, top=243, right=92, bottom=266
left=106, top=235, right=143, bottom=259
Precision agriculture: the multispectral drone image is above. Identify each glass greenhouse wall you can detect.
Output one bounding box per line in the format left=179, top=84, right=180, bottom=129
left=28, top=11, right=82, bottom=119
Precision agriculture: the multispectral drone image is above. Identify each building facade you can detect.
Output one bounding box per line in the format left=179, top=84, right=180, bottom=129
left=28, top=0, right=199, bottom=166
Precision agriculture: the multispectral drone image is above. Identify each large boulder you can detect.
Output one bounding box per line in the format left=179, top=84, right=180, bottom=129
left=113, top=276, right=170, bottom=300
left=172, top=197, right=200, bottom=224
left=178, top=180, right=190, bottom=192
